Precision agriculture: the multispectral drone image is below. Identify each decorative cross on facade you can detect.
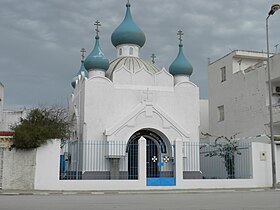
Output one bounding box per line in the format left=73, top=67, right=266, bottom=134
left=143, top=88, right=153, bottom=102
left=151, top=53, right=156, bottom=64
left=163, top=156, right=170, bottom=163
left=94, top=20, right=101, bottom=36
left=177, top=30, right=184, bottom=45
left=80, top=48, right=86, bottom=61
left=152, top=156, right=158, bottom=163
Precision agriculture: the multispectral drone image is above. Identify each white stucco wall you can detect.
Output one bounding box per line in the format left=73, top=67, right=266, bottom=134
left=32, top=141, right=273, bottom=190
left=208, top=51, right=280, bottom=138
left=80, top=69, right=200, bottom=144
left=199, top=99, right=209, bottom=137
left=2, top=148, right=36, bottom=190
left=0, top=110, right=26, bottom=131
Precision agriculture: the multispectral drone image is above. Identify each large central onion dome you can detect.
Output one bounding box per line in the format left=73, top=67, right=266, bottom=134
left=111, top=2, right=146, bottom=48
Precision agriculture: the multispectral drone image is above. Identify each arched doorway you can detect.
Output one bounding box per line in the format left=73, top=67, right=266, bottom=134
left=127, top=129, right=175, bottom=186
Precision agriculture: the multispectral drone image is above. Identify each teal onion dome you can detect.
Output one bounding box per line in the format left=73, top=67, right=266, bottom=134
left=111, top=3, right=146, bottom=48
left=71, top=61, right=88, bottom=88
left=78, top=61, right=89, bottom=78
left=71, top=76, right=78, bottom=88
left=169, top=44, right=193, bottom=76
left=84, top=36, right=109, bottom=71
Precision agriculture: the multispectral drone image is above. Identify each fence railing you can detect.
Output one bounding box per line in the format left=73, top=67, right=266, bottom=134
left=60, top=140, right=139, bottom=180
left=183, top=142, right=252, bottom=179
left=60, top=140, right=252, bottom=180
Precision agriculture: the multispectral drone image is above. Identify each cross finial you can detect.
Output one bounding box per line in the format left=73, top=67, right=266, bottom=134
left=94, top=20, right=101, bottom=37
left=80, top=48, right=86, bottom=61
left=177, top=30, right=184, bottom=46
left=151, top=53, right=156, bottom=64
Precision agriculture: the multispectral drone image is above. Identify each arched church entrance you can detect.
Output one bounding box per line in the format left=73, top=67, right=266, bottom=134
left=127, top=129, right=175, bottom=186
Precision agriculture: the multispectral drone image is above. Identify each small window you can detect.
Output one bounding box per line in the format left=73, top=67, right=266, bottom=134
left=218, top=105, right=224, bottom=121
left=119, top=48, right=122, bottom=56
left=129, top=47, right=133, bottom=55
left=221, top=66, right=226, bottom=82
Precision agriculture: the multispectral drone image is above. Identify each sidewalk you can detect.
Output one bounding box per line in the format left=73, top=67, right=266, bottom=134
left=0, top=188, right=278, bottom=196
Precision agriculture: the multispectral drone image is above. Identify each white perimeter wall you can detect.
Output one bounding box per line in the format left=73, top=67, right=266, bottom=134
left=2, top=148, right=36, bottom=190
left=32, top=140, right=273, bottom=191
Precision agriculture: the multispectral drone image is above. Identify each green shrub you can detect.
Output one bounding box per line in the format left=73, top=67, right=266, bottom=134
left=12, top=106, right=71, bottom=150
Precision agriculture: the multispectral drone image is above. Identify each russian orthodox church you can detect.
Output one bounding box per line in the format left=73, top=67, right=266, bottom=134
left=69, top=1, right=201, bottom=183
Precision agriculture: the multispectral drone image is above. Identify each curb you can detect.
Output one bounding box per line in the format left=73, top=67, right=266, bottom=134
left=0, top=188, right=278, bottom=196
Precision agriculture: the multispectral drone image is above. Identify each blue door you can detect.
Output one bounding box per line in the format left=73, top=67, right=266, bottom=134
left=146, top=140, right=175, bottom=186
left=127, top=130, right=175, bottom=186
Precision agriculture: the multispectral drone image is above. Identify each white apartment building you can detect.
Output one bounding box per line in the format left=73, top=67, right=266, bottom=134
left=208, top=50, right=280, bottom=138
left=0, top=82, right=25, bottom=133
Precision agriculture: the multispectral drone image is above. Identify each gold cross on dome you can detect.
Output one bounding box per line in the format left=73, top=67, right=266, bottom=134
left=177, top=30, right=184, bottom=45
left=94, top=20, right=101, bottom=36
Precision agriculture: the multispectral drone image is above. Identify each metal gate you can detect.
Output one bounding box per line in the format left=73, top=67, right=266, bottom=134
left=146, top=140, right=175, bottom=186
left=0, top=148, right=4, bottom=189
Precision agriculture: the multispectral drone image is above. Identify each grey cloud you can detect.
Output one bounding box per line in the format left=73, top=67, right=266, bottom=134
left=0, top=0, right=279, bottom=108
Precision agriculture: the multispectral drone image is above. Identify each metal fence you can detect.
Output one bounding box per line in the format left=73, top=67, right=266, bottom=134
left=183, top=142, right=252, bottom=179
left=60, top=140, right=252, bottom=180
left=60, top=140, right=139, bottom=180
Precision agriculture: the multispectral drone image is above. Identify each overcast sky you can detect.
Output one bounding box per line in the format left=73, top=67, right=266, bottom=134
left=0, top=0, right=279, bottom=109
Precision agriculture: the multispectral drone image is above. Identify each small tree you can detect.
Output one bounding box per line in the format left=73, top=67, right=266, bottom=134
left=201, top=133, right=242, bottom=179
left=11, top=106, right=71, bottom=150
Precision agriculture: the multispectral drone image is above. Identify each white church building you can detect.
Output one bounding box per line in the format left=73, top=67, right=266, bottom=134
left=69, top=1, right=201, bottom=184
left=1, top=2, right=274, bottom=191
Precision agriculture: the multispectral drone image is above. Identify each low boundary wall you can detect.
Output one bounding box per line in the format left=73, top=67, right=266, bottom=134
left=31, top=140, right=272, bottom=191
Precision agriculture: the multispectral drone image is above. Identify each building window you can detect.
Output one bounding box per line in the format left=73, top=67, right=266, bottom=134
left=221, top=66, right=226, bottom=82
left=119, top=48, right=122, bottom=56
left=218, top=105, right=224, bottom=121
left=129, top=47, right=133, bottom=55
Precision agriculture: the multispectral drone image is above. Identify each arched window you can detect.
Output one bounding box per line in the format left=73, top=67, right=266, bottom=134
left=129, top=47, right=133, bottom=55
left=119, top=48, right=122, bottom=56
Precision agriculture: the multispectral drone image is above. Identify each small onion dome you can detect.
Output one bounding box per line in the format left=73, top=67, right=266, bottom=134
left=84, top=35, right=109, bottom=72
left=169, top=44, right=193, bottom=76
left=71, top=76, right=78, bottom=88
left=71, top=61, right=88, bottom=88
left=111, top=2, right=146, bottom=48
left=78, top=61, right=89, bottom=78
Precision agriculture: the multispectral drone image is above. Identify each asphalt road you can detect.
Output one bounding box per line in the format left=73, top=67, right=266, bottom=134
left=0, top=190, right=280, bottom=210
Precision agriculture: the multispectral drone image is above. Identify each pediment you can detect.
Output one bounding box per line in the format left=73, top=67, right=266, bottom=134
left=105, top=103, right=190, bottom=141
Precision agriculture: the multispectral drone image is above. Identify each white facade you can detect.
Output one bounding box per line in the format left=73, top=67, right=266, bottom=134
left=73, top=70, right=200, bottom=143
left=208, top=50, right=280, bottom=138
left=70, top=63, right=201, bottom=179
left=208, top=50, right=280, bottom=183
left=199, top=99, right=209, bottom=138
left=0, top=82, right=26, bottom=132
left=69, top=3, right=201, bottom=182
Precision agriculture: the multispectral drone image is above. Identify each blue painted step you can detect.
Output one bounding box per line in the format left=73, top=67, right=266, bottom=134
left=147, top=178, right=176, bottom=186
